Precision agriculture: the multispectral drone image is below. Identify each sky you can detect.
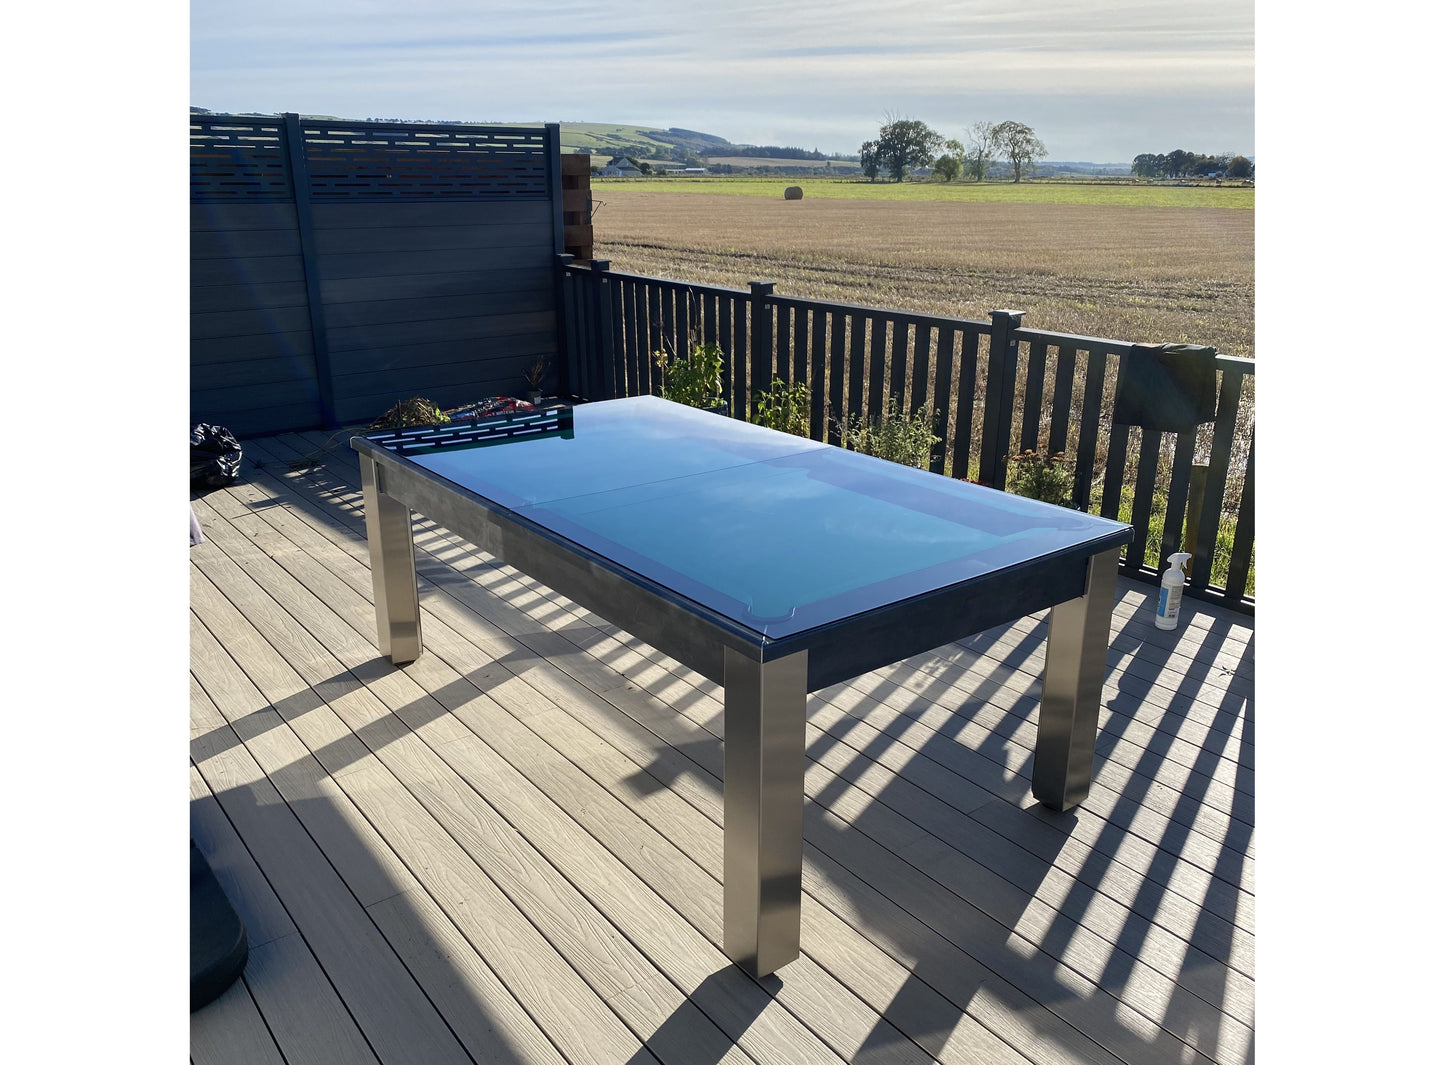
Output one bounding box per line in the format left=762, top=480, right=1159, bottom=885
left=190, top=0, right=1254, bottom=162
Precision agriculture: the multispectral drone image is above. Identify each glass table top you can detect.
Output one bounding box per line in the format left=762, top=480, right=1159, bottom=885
left=399, top=396, right=1131, bottom=639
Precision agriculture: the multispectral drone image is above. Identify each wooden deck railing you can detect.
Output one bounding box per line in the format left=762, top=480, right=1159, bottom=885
left=557, top=257, right=1255, bottom=613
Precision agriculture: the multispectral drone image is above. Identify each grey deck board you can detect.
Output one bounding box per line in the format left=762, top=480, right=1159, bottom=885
left=261, top=429, right=1256, bottom=1053
left=192, top=430, right=1256, bottom=1065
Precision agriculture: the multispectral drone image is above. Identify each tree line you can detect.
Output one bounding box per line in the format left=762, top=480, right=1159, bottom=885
left=1131, top=150, right=1253, bottom=179
left=860, top=117, right=1047, bottom=183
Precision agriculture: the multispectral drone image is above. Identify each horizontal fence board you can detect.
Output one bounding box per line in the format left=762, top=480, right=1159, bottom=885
left=191, top=330, right=316, bottom=366
left=190, top=280, right=311, bottom=315
left=327, top=332, right=555, bottom=383
left=319, top=266, right=553, bottom=305
left=191, top=255, right=306, bottom=287
left=330, top=349, right=553, bottom=399
left=192, top=229, right=303, bottom=260
left=309, top=198, right=552, bottom=230
left=196, top=402, right=324, bottom=439
left=312, top=246, right=553, bottom=280
left=193, top=378, right=321, bottom=412
left=323, top=310, right=555, bottom=354
left=320, top=289, right=554, bottom=329
left=191, top=202, right=300, bottom=232
left=191, top=305, right=315, bottom=341
left=312, top=221, right=553, bottom=256
left=192, top=355, right=322, bottom=391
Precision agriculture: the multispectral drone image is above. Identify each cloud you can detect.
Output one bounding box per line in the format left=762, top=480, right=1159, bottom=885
left=190, top=0, right=1253, bottom=159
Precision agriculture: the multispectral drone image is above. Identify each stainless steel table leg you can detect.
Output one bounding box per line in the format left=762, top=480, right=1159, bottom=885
left=1033, top=549, right=1118, bottom=811
left=722, top=646, right=808, bottom=978
left=359, top=454, right=422, bottom=665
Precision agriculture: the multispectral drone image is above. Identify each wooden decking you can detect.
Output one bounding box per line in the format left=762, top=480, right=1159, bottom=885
left=189, top=430, right=1254, bottom=1065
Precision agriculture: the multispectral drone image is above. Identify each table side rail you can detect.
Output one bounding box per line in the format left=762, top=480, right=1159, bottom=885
left=354, top=439, right=762, bottom=681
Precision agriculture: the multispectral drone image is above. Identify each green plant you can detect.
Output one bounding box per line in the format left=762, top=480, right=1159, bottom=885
left=838, top=395, right=939, bottom=470
left=750, top=377, right=812, bottom=436
left=1008, top=449, right=1074, bottom=506
left=654, top=342, right=725, bottom=409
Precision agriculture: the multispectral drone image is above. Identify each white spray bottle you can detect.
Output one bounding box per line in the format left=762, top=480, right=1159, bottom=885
left=1155, top=552, right=1190, bottom=630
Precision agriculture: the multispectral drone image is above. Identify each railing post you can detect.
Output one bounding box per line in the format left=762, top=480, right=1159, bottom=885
left=554, top=253, right=575, bottom=400
left=282, top=112, right=338, bottom=428
left=749, top=281, right=775, bottom=420
left=978, top=309, right=1024, bottom=488
left=590, top=259, right=615, bottom=399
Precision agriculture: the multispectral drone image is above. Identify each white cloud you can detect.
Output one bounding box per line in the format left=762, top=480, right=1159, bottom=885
left=190, top=0, right=1254, bottom=159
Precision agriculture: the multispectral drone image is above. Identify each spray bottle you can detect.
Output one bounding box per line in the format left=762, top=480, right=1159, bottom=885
left=1155, top=552, right=1190, bottom=631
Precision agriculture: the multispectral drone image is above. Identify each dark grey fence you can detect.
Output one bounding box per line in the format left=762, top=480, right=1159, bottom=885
left=558, top=258, right=1255, bottom=613
left=191, top=113, right=566, bottom=436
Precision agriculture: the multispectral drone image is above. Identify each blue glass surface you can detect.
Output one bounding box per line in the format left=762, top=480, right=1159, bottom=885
left=406, top=396, right=1130, bottom=638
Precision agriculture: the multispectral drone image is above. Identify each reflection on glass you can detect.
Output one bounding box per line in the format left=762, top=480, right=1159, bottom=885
left=408, top=396, right=1129, bottom=637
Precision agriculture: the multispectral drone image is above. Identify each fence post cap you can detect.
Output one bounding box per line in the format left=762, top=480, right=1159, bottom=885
left=589, top=259, right=611, bottom=272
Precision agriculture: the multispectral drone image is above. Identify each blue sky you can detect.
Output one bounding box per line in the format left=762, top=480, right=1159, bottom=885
left=190, top=0, right=1254, bottom=162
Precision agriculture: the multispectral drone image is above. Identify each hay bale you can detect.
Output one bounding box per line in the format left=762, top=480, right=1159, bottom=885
left=783, top=186, right=803, bottom=200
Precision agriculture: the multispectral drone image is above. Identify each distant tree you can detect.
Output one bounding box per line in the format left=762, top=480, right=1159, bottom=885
left=873, top=116, right=942, bottom=182
left=960, top=121, right=997, bottom=182
left=932, top=152, right=961, bottom=182
left=1164, top=149, right=1194, bottom=178
left=1131, top=153, right=1165, bottom=178
left=1226, top=155, right=1254, bottom=179
left=992, top=120, right=1047, bottom=183
left=859, top=139, right=881, bottom=182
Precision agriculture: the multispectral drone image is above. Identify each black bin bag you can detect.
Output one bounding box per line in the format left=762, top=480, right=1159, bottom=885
left=191, top=423, right=243, bottom=487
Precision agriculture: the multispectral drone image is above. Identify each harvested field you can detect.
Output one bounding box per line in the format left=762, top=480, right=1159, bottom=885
left=593, top=191, right=1255, bottom=360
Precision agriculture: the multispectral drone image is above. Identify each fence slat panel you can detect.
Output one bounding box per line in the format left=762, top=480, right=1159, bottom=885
left=731, top=296, right=748, bottom=416
left=702, top=291, right=717, bottom=349
left=1192, top=367, right=1244, bottom=591
left=776, top=305, right=793, bottom=384
left=1020, top=339, right=1048, bottom=452
left=810, top=308, right=828, bottom=440
left=619, top=278, right=638, bottom=396
left=1126, top=429, right=1162, bottom=569
left=827, top=310, right=846, bottom=445
left=866, top=316, right=888, bottom=423
left=846, top=313, right=866, bottom=427
left=750, top=286, right=774, bottom=412
left=930, top=326, right=956, bottom=475
left=1158, top=425, right=1198, bottom=568
left=1101, top=424, right=1131, bottom=520
left=1225, top=431, right=1255, bottom=601
left=910, top=322, right=932, bottom=419
left=1048, top=346, right=1077, bottom=457
left=889, top=318, right=909, bottom=408
left=1073, top=348, right=1110, bottom=509
left=606, top=275, right=625, bottom=399
left=951, top=331, right=980, bottom=480
left=661, top=285, right=677, bottom=360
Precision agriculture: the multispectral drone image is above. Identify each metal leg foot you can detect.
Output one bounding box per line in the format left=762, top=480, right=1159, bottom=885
left=722, top=647, right=807, bottom=978
left=360, top=455, right=422, bottom=665
left=1033, top=549, right=1117, bottom=810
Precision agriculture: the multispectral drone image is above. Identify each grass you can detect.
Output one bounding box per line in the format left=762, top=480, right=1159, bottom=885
left=594, top=175, right=1255, bottom=210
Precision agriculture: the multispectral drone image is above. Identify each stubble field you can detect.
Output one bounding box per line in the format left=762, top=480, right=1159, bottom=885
left=591, top=188, right=1255, bottom=360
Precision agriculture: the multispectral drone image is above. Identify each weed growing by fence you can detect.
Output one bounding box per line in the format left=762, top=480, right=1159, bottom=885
left=838, top=396, right=940, bottom=470
left=654, top=343, right=726, bottom=409
left=751, top=378, right=812, bottom=436
left=1008, top=450, right=1074, bottom=506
